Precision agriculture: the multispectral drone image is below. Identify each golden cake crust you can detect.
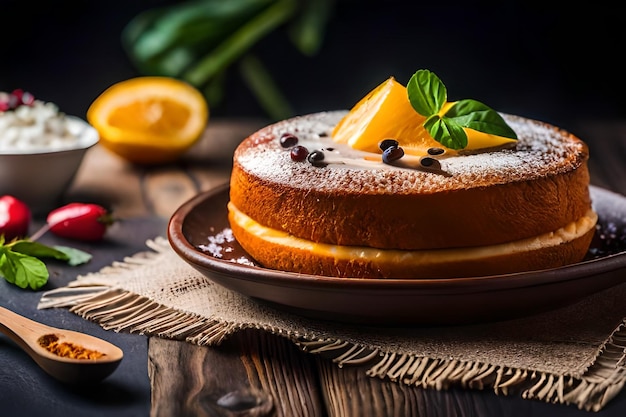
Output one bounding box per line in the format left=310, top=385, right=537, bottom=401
left=228, top=111, right=595, bottom=278
left=230, top=111, right=592, bottom=250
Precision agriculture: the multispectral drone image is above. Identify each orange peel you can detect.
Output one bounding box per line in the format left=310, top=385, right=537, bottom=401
left=87, top=77, right=208, bottom=165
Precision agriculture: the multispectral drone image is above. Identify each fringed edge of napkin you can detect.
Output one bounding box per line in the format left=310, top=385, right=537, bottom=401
left=296, top=323, right=626, bottom=412
left=61, top=288, right=244, bottom=346
left=46, top=283, right=626, bottom=411
left=38, top=238, right=626, bottom=412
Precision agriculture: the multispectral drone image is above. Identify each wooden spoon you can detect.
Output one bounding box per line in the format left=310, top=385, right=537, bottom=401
left=0, top=306, right=123, bottom=384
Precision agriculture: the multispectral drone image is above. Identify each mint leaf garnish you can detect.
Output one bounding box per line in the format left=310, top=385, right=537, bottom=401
left=424, top=116, right=468, bottom=149
left=53, top=245, right=93, bottom=266
left=0, top=249, right=48, bottom=290
left=10, top=240, right=70, bottom=261
left=0, top=237, right=92, bottom=290
left=407, top=69, right=517, bottom=150
left=407, top=69, right=446, bottom=116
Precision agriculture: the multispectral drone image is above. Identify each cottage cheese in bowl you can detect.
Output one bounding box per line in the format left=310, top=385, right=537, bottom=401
left=0, top=89, right=99, bottom=212
left=0, top=90, right=96, bottom=153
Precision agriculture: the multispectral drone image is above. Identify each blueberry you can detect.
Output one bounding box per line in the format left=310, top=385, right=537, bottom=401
left=307, top=150, right=327, bottom=167
left=427, top=147, right=445, bottom=156
left=379, top=139, right=399, bottom=151
left=382, top=146, right=404, bottom=164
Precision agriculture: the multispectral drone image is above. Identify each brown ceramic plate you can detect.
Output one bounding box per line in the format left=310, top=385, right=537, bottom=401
left=168, top=184, right=626, bottom=326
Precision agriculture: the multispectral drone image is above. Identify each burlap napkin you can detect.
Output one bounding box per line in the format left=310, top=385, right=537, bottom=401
left=38, top=237, right=626, bottom=412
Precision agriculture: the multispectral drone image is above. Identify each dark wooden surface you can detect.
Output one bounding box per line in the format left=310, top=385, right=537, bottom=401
left=0, top=216, right=164, bottom=417
left=1, top=118, right=625, bottom=416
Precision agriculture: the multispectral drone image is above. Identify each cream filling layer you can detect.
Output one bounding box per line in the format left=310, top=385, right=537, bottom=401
left=228, top=202, right=598, bottom=265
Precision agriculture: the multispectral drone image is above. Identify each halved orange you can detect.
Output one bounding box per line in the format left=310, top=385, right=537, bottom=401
left=87, top=77, right=209, bottom=165
left=332, top=76, right=517, bottom=155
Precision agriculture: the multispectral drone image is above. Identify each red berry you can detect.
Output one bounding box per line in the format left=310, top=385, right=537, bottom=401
left=290, top=145, right=309, bottom=161
left=0, top=89, right=35, bottom=111
left=46, top=203, right=113, bottom=242
left=280, top=133, right=298, bottom=148
left=0, top=195, right=31, bottom=241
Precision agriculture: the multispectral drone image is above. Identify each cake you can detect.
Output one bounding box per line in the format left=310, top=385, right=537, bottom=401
left=227, top=72, right=597, bottom=279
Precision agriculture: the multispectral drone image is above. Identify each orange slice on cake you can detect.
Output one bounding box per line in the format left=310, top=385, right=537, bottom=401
left=332, top=77, right=517, bottom=155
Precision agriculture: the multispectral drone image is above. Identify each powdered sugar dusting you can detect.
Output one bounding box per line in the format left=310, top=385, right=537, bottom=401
left=234, top=111, right=587, bottom=195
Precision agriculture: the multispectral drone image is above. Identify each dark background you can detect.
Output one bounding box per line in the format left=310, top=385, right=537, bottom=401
left=1, top=0, right=625, bottom=136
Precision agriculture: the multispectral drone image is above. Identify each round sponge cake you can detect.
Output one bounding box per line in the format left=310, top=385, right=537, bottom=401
left=228, top=111, right=596, bottom=278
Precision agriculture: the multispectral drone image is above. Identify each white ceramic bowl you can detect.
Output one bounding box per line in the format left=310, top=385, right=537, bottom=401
left=0, top=116, right=99, bottom=213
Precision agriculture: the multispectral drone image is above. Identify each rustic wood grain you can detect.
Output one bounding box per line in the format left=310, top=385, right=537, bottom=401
left=67, top=145, right=149, bottom=218
left=148, top=330, right=325, bottom=417
left=143, top=167, right=199, bottom=218
left=315, top=356, right=533, bottom=417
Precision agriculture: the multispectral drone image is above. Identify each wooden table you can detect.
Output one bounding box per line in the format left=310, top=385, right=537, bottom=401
left=2, top=118, right=626, bottom=416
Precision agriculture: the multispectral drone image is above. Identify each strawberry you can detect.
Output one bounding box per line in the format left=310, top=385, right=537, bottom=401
left=46, top=203, right=113, bottom=242
left=0, top=195, right=31, bottom=240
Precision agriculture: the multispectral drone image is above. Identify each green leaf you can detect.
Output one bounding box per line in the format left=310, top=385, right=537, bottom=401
left=147, top=46, right=198, bottom=77
left=9, top=240, right=70, bottom=261
left=184, top=0, right=297, bottom=86
left=407, top=69, right=517, bottom=149
left=238, top=54, right=294, bottom=121
left=122, top=0, right=327, bottom=119
left=122, top=0, right=274, bottom=76
left=424, top=116, right=468, bottom=150
left=123, top=0, right=273, bottom=56
left=0, top=250, right=48, bottom=290
left=0, top=240, right=92, bottom=290
left=53, top=246, right=93, bottom=266
left=9, top=241, right=92, bottom=266
left=203, top=72, right=228, bottom=107
left=407, top=69, right=447, bottom=117
left=288, top=0, right=334, bottom=56
left=444, top=99, right=518, bottom=139
left=0, top=251, right=13, bottom=284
